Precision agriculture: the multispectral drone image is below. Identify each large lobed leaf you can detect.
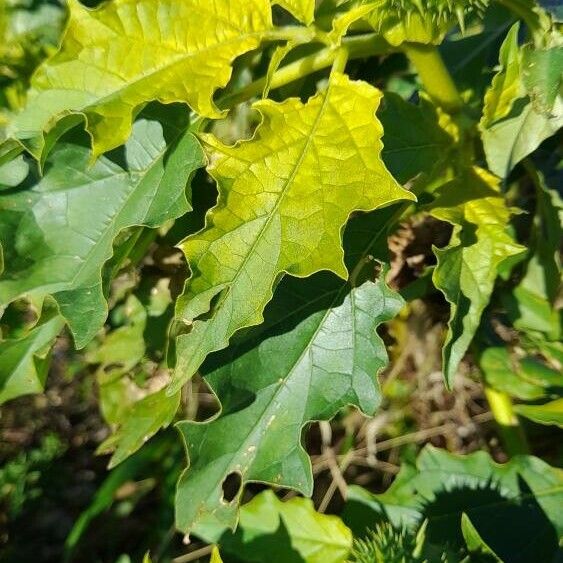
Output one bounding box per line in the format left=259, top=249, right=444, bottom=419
left=0, top=105, right=204, bottom=347
left=6, top=0, right=273, bottom=158
left=171, top=71, right=414, bottom=394
left=431, top=167, right=525, bottom=387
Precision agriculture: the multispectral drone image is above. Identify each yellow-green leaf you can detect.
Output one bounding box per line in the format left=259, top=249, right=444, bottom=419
left=431, top=167, right=525, bottom=387
left=272, top=0, right=315, bottom=24
left=171, top=71, right=414, bottom=393
left=7, top=0, right=273, bottom=158
left=481, top=24, right=523, bottom=128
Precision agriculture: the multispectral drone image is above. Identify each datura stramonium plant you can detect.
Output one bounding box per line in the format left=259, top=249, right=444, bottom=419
left=366, top=0, right=490, bottom=45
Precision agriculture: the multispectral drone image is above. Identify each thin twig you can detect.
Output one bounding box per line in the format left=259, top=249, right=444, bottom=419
left=173, top=544, right=213, bottom=563
left=318, top=421, right=349, bottom=511
left=353, top=411, right=493, bottom=457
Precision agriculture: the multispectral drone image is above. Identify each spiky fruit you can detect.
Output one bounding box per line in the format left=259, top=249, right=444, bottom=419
left=350, top=522, right=424, bottom=563
left=365, top=0, right=489, bottom=45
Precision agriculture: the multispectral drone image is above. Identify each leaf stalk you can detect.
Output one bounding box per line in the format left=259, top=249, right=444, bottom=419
left=217, top=33, right=393, bottom=110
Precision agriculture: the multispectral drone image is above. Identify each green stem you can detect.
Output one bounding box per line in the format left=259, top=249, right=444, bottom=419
left=217, top=33, right=392, bottom=110
left=484, top=386, right=530, bottom=457
left=402, top=43, right=463, bottom=113
left=331, top=47, right=349, bottom=74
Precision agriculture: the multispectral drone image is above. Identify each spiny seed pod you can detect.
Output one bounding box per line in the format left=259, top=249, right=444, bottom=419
left=366, top=0, right=490, bottom=45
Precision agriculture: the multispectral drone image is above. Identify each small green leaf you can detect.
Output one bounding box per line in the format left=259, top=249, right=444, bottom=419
left=515, top=398, right=563, bottom=428
left=479, top=347, right=546, bottom=401
left=6, top=0, right=273, bottom=158
left=431, top=167, right=525, bottom=387
left=172, top=71, right=413, bottom=393
left=97, top=387, right=181, bottom=469
left=461, top=513, right=502, bottom=561
left=481, top=23, right=523, bottom=128
left=0, top=106, right=205, bottom=347
left=214, top=490, right=352, bottom=563
left=0, top=154, right=28, bottom=188
left=481, top=97, right=563, bottom=178
left=509, top=168, right=562, bottom=340
left=0, top=308, right=64, bottom=404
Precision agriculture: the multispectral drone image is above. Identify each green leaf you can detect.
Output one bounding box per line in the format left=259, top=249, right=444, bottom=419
left=431, top=167, right=525, bottom=387
left=343, top=445, right=563, bottom=563
left=479, top=347, right=547, bottom=401
left=87, top=295, right=147, bottom=380
left=97, top=387, right=181, bottom=469
left=482, top=97, right=563, bottom=178
left=480, top=25, right=563, bottom=178
left=0, top=105, right=205, bottom=347
left=0, top=154, right=28, bottom=188
left=509, top=167, right=562, bottom=340
left=84, top=294, right=180, bottom=468
left=6, top=0, right=273, bottom=158
left=175, top=267, right=403, bottom=534
left=212, top=490, right=352, bottom=563
left=481, top=23, right=523, bottom=127
left=522, top=39, right=563, bottom=115
left=0, top=308, right=64, bottom=404
left=515, top=398, right=563, bottom=428
left=378, top=92, right=453, bottom=185
left=0, top=0, right=64, bottom=114
left=479, top=342, right=563, bottom=428
left=171, top=71, right=414, bottom=393
left=273, top=0, right=315, bottom=24
left=461, top=513, right=502, bottom=561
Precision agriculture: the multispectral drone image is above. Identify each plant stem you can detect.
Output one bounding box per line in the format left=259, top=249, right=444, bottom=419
left=402, top=43, right=463, bottom=113
left=217, top=33, right=392, bottom=110
left=484, top=386, right=530, bottom=457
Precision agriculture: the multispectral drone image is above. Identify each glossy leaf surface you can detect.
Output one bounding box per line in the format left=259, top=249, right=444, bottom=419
left=0, top=106, right=204, bottom=346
